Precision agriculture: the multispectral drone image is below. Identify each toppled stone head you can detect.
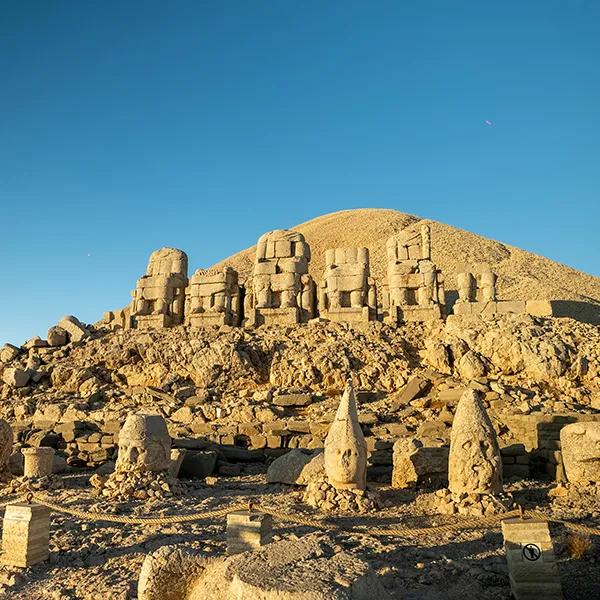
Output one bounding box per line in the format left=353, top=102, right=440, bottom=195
left=448, top=389, right=503, bottom=495
left=116, top=414, right=171, bottom=473
left=561, top=422, right=600, bottom=485
left=324, top=380, right=367, bottom=490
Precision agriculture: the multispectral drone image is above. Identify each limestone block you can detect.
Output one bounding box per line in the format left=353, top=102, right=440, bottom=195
left=169, top=449, right=186, bottom=478
left=226, top=510, right=273, bottom=555
left=22, top=447, right=55, bottom=477
left=2, top=367, right=31, bottom=388
left=502, top=517, right=562, bottom=599
left=456, top=350, right=486, bottom=380
left=1, top=503, right=50, bottom=567
left=24, top=336, right=48, bottom=350
left=497, top=301, right=527, bottom=314
left=58, top=315, right=89, bottom=342
left=560, top=422, right=600, bottom=484
left=525, top=300, right=553, bottom=317
left=0, top=420, right=13, bottom=472
left=47, top=326, right=68, bottom=347
left=448, top=389, right=503, bottom=495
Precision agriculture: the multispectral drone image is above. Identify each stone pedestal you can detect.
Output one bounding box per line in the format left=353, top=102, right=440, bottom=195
left=226, top=510, right=273, bottom=555
left=1, top=503, right=50, bottom=567
left=22, top=447, right=55, bottom=478
left=501, top=517, right=562, bottom=600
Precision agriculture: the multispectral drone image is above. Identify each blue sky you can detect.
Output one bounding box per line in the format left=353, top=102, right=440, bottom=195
left=1, top=1, right=599, bottom=345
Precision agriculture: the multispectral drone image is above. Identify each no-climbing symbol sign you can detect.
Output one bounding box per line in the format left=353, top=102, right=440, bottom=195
left=522, top=543, right=541, bottom=561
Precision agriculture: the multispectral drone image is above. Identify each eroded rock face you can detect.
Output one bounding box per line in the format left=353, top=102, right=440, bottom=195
left=324, top=380, right=367, bottom=491
left=138, top=535, right=391, bottom=600
left=561, top=422, right=600, bottom=484
left=115, top=413, right=171, bottom=473
left=448, top=389, right=503, bottom=495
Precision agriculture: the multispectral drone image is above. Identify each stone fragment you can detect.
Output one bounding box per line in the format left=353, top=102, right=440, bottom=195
left=266, top=449, right=324, bottom=485
left=169, top=449, right=186, bottom=478
left=448, top=389, right=503, bottom=495
left=47, top=326, right=67, bottom=347
left=138, top=534, right=391, bottom=600
left=395, top=376, right=429, bottom=405
left=226, top=510, right=273, bottom=555
left=1, top=503, right=50, bottom=567
left=324, top=379, right=367, bottom=491
left=0, top=419, right=13, bottom=477
left=2, top=367, right=31, bottom=388
left=22, top=447, right=55, bottom=478
left=502, top=517, right=562, bottom=600
left=457, top=350, right=486, bottom=380
left=272, top=393, right=312, bottom=407
left=23, top=336, right=48, bottom=350
left=57, top=315, right=89, bottom=342
left=0, top=343, right=20, bottom=363
left=560, top=422, right=600, bottom=484
left=178, top=451, right=217, bottom=478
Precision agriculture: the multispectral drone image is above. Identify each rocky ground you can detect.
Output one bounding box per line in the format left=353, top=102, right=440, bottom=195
left=0, top=468, right=599, bottom=600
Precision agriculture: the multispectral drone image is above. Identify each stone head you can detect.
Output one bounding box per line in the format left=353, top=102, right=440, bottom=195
left=116, top=413, right=171, bottom=473
left=324, top=380, right=367, bottom=490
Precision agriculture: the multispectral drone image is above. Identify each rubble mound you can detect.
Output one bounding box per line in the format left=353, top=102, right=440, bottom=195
left=303, top=478, right=379, bottom=513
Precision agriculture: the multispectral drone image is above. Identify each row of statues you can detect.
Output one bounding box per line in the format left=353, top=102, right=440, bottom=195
left=105, top=224, right=498, bottom=330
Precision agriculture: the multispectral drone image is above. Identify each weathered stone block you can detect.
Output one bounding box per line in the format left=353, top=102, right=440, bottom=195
left=1, top=503, right=50, bottom=567
left=226, top=510, right=273, bottom=555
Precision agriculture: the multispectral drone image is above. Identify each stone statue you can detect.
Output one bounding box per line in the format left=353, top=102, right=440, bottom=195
left=382, top=224, right=444, bottom=323
left=456, top=270, right=476, bottom=303
left=319, top=247, right=377, bottom=323
left=131, top=248, right=188, bottom=329
left=324, top=379, right=367, bottom=490
left=560, top=422, right=600, bottom=485
left=186, top=266, right=241, bottom=327
left=115, top=414, right=172, bottom=473
left=244, top=229, right=315, bottom=326
left=448, top=389, right=503, bottom=495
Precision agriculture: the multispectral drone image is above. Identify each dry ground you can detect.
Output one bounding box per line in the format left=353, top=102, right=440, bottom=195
left=0, top=465, right=598, bottom=600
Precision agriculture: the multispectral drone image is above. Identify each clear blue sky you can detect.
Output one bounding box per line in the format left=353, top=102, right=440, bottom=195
left=1, top=1, right=599, bottom=345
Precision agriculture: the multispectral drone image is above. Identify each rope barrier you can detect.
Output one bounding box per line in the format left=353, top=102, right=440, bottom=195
left=3, top=483, right=600, bottom=539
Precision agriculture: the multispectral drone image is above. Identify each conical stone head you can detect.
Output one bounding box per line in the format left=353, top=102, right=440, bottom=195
left=324, top=379, right=367, bottom=490
left=448, top=389, right=503, bottom=495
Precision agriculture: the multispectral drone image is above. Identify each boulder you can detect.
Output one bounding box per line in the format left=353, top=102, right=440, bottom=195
left=2, top=367, right=31, bottom=388
left=47, top=326, right=68, bottom=347
left=23, top=336, right=48, bottom=350
left=561, top=422, right=600, bottom=484
left=273, top=393, right=313, bottom=407
left=266, top=449, right=324, bottom=485
left=456, top=350, right=486, bottom=380
left=178, top=451, right=217, bottom=478
left=57, top=315, right=89, bottom=343
left=138, top=534, right=391, bottom=600
left=0, top=344, right=20, bottom=363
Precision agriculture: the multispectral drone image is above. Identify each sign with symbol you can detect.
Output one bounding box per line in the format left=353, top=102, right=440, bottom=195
left=522, top=543, right=541, bottom=561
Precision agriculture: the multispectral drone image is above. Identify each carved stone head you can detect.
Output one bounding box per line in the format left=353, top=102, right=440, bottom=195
left=324, top=380, right=367, bottom=490
left=116, top=413, right=171, bottom=473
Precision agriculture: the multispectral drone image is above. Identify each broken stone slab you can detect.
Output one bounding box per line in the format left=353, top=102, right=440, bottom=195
left=272, top=393, right=312, bottom=407
left=266, top=449, right=324, bottom=485
left=394, top=376, right=430, bottom=406
left=23, top=336, right=48, bottom=350
left=57, top=315, right=89, bottom=343
left=138, top=534, right=392, bottom=600
left=2, top=367, right=31, bottom=388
